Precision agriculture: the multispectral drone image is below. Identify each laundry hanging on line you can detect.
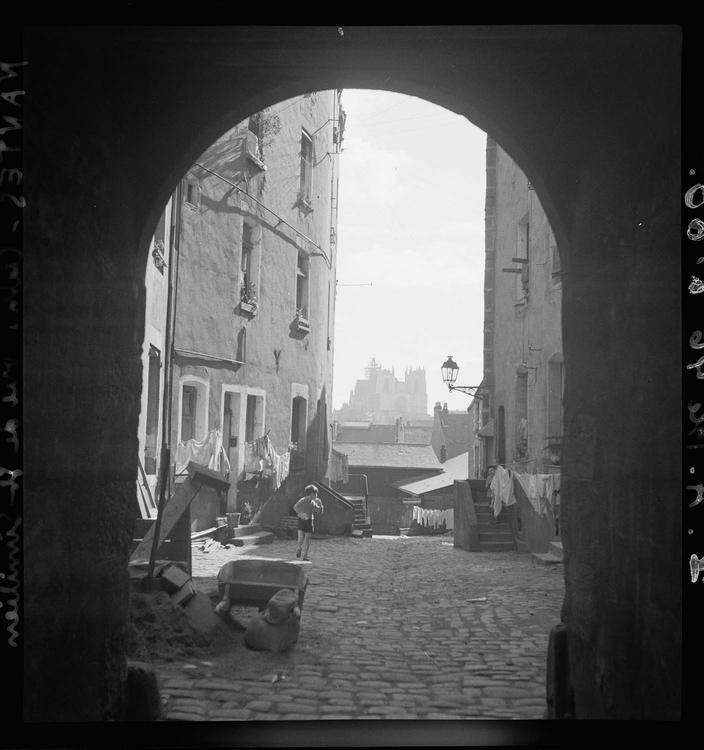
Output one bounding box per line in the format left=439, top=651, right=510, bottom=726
left=512, top=471, right=559, bottom=517
left=412, top=505, right=454, bottom=530
left=489, top=465, right=516, bottom=518
left=243, top=433, right=290, bottom=491
left=174, top=428, right=231, bottom=476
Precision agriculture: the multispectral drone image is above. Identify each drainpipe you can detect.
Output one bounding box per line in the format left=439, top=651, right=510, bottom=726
left=147, top=181, right=182, bottom=582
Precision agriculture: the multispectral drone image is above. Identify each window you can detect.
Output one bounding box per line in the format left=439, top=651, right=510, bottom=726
left=179, top=377, right=209, bottom=444
left=185, top=179, right=200, bottom=208
left=144, top=345, right=161, bottom=474
left=244, top=392, right=264, bottom=443
left=299, top=130, right=313, bottom=206
left=151, top=209, right=167, bottom=274
left=547, top=354, right=564, bottom=438
left=245, top=394, right=257, bottom=443
left=291, top=396, right=307, bottom=449
left=497, top=406, right=506, bottom=465
left=295, top=251, right=310, bottom=320
left=241, top=223, right=253, bottom=287
left=516, top=214, right=530, bottom=301
left=181, top=386, right=197, bottom=442
left=236, top=327, right=246, bottom=363
left=239, top=220, right=261, bottom=313
left=514, top=371, right=528, bottom=459
left=551, top=244, right=562, bottom=277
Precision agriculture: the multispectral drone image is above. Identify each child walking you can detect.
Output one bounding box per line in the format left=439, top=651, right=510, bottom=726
left=293, top=484, right=324, bottom=561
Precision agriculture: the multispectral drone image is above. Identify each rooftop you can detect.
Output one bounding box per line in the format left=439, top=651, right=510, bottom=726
left=332, top=442, right=443, bottom=470
left=394, top=452, right=469, bottom=496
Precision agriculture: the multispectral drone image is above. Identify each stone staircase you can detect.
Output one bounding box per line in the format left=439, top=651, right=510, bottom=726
left=468, top=480, right=517, bottom=552
left=314, top=482, right=373, bottom=537
left=343, top=493, right=373, bottom=537
left=229, top=522, right=275, bottom=547
left=531, top=540, right=564, bottom=566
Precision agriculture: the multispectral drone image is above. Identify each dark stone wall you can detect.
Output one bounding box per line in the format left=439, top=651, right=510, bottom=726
left=22, top=26, right=681, bottom=720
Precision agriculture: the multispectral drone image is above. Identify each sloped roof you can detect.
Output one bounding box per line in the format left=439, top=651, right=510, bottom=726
left=403, top=426, right=433, bottom=444
left=332, top=442, right=443, bottom=470
left=335, top=423, right=433, bottom=445
left=335, top=424, right=397, bottom=443
left=395, top=452, right=469, bottom=496
left=440, top=412, right=473, bottom=446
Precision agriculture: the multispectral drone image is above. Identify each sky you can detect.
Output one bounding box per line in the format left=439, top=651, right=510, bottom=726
left=332, top=89, right=488, bottom=415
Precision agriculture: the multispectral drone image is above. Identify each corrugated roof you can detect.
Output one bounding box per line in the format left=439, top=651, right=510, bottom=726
left=395, top=452, right=469, bottom=496
left=332, top=442, right=443, bottom=470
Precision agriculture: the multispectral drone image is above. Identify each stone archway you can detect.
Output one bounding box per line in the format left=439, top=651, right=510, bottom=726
left=22, top=25, right=681, bottom=721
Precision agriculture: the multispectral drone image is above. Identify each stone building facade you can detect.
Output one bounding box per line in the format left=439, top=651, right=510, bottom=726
left=479, top=136, right=563, bottom=476
left=334, top=358, right=429, bottom=425
left=138, top=91, right=344, bottom=521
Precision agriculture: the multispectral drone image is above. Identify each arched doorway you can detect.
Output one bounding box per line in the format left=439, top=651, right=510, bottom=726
left=21, top=26, right=681, bottom=723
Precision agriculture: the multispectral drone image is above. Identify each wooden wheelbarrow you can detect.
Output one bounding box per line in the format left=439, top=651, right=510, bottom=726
left=214, top=558, right=308, bottom=617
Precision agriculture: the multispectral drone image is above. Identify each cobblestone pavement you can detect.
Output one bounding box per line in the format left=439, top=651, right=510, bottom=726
left=156, top=535, right=564, bottom=721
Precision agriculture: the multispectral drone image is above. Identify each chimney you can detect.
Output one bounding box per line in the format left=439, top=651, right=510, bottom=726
left=442, top=402, right=449, bottom=415
left=434, top=402, right=442, bottom=412
left=440, top=444, right=447, bottom=463
left=330, top=421, right=338, bottom=442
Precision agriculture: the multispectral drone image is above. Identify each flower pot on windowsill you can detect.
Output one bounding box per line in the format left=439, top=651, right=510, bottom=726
left=296, top=195, right=314, bottom=215
left=294, top=316, right=310, bottom=333
left=239, top=300, right=258, bottom=316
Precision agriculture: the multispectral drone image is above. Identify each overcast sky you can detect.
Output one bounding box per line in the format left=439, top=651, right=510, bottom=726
left=332, top=89, right=488, bottom=415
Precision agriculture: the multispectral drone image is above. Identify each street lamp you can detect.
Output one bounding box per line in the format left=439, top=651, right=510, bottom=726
left=441, top=356, right=487, bottom=399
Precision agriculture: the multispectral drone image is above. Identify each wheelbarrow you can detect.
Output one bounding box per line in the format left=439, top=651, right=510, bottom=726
left=214, top=558, right=308, bottom=617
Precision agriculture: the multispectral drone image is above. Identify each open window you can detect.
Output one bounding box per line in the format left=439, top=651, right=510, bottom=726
left=244, top=392, right=265, bottom=444
left=178, top=377, right=208, bottom=443
left=239, top=219, right=261, bottom=315
left=151, top=208, right=167, bottom=274
left=497, top=406, right=506, bottom=465
left=514, top=369, right=528, bottom=460
left=515, top=213, right=530, bottom=303
left=294, top=250, right=310, bottom=332
left=298, top=129, right=313, bottom=211
left=546, top=353, right=564, bottom=466
left=551, top=243, right=562, bottom=280
left=184, top=177, right=201, bottom=209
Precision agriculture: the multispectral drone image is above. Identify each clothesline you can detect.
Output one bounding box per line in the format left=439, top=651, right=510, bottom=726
left=487, top=465, right=561, bottom=518
left=174, top=428, right=230, bottom=476
left=243, top=433, right=290, bottom=491
left=412, top=506, right=454, bottom=530
left=513, top=471, right=561, bottom=517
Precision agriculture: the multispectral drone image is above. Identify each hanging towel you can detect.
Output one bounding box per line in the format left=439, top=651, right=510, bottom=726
left=175, top=428, right=230, bottom=475
left=490, top=465, right=516, bottom=518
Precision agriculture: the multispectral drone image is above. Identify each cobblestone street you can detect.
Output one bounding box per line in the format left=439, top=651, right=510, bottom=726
left=152, top=534, right=564, bottom=721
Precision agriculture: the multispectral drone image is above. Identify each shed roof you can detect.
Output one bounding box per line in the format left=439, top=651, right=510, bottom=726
left=395, top=451, right=469, bottom=496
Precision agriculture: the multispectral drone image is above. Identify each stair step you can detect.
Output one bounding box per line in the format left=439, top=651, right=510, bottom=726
left=478, top=541, right=517, bottom=552
left=478, top=530, right=514, bottom=543
left=232, top=523, right=261, bottom=538
left=230, top=531, right=274, bottom=547
left=531, top=551, right=563, bottom=566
